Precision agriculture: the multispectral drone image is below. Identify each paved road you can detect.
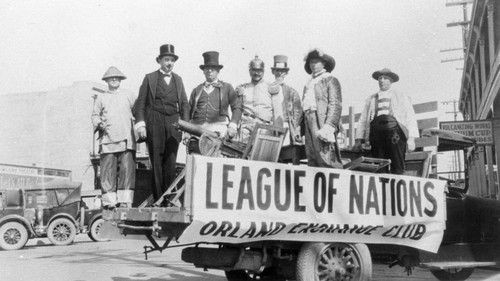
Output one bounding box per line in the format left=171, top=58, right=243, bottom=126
left=1, top=235, right=499, bottom=281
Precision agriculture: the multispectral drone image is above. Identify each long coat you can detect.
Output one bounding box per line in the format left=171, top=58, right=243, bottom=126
left=134, top=71, right=190, bottom=128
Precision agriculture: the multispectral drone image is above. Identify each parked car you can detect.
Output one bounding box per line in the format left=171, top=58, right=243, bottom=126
left=0, top=180, right=105, bottom=250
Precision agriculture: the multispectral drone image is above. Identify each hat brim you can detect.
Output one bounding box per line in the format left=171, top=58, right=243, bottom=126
left=102, top=75, right=126, bottom=81
left=271, top=67, right=289, bottom=71
left=372, top=71, right=399, bottom=82
left=200, top=65, right=223, bottom=70
left=157, top=53, right=179, bottom=61
left=304, top=50, right=335, bottom=74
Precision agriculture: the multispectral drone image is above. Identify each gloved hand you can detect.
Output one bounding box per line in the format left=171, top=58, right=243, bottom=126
left=293, top=134, right=302, bottom=144
left=182, top=132, right=191, bottom=145
left=316, top=124, right=336, bottom=143
left=352, top=139, right=363, bottom=152
left=137, top=126, right=147, bottom=140
left=226, top=126, right=237, bottom=139
left=407, top=137, right=416, bottom=152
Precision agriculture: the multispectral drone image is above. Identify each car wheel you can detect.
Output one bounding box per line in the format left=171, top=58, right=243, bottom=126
left=296, top=242, right=372, bottom=281
left=430, top=267, right=474, bottom=281
left=225, top=268, right=286, bottom=281
left=0, top=222, right=29, bottom=251
left=47, top=218, right=76, bottom=246
left=88, top=218, right=109, bottom=242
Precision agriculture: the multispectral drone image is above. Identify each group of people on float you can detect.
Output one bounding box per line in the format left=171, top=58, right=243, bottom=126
left=91, top=43, right=418, bottom=210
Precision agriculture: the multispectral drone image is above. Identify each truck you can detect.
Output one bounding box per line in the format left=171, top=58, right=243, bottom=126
left=102, top=124, right=500, bottom=281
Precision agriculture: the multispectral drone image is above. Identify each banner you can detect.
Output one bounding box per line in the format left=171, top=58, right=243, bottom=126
left=179, top=156, right=447, bottom=253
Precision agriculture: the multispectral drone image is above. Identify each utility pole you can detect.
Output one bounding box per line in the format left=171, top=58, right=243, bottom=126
left=441, top=0, right=472, bottom=63
left=443, top=100, right=463, bottom=180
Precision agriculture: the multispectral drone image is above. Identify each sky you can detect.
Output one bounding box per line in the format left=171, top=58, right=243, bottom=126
left=0, top=0, right=467, bottom=115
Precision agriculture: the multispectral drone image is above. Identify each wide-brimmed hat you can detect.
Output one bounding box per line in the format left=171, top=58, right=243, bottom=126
left=304, top=49, right=335, bottom=74
left=101, top=66, right=126, bottom=81
left=372, top=68, right=399, bottom=82
left=199, top=51, right=223, bottom=70
left=156, top=44, right=178, bottom=61
left=271, top=55, right=289, bottom=71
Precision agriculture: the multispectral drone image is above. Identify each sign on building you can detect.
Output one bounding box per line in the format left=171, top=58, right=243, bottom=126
left=440, top=120, right=493, bottom=145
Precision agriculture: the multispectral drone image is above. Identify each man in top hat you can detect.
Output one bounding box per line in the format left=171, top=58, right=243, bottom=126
left=235, top=56, right=282, bottom=143
left=268, top=55, right=303, bottom=147
left=91, top=66, right=136, bottom=210
left=185, top=51, right=242, bottom=154
left=302, top=49, right=343, bottom=168
left=353, top=68, right=418, bottom=174
left=134, top=44, right=190, bottom=201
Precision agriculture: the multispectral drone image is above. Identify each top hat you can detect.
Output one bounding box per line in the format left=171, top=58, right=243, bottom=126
left=102, top=66, right=126, bottom=81
left=199, top=51, right=223, bottom=70
left=271, top=55, right=289, bottom=71
left=303, top=49, right=335, bottom=74
left=157, top=44, right=178, bottom=61
left=372, top=68, right=399, bottom=82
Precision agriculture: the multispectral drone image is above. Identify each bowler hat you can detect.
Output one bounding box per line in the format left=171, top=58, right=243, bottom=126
left=372, top=68, right=399, bottom=82
left=304, top=49, right=335, bottom=74
left=157, top=44, right=178, bottom=61
left=271, top=55, right=289, bottom=71
left=199, top=51, right=223, bottom=70
left=102, top=66, right=126, bottom=81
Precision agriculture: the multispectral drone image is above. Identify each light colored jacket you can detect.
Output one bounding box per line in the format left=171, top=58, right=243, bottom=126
left=355, top=89, right=419, bottom=143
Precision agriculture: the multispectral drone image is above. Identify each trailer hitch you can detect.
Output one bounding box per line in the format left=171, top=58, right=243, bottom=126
left=142, top=235, right=174, bottom=260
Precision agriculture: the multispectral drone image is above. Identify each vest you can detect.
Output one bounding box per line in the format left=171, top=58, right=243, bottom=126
left=151, top=75, right=178, bottom=115
left=192, top=88, right=227, bottom=125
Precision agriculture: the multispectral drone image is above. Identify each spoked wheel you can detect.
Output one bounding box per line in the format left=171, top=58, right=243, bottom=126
left=88, top=218, right=109, bottom=242
left=0, top=222, right=29, bottom=250
left=430, top=267, right=474, bottom=281
left=47, top=218, right=76, bottom=246
left=225, top=268, right=286, bottom=281
left=296, top=242, right=372, bottom=281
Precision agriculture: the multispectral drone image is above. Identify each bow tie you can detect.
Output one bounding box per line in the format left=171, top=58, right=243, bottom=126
left=204, top=81, right=217, bottom=87
left=161, top=72, right=171, bottom=77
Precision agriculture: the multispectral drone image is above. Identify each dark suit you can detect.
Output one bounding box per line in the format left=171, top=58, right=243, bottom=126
left=134, top=70, right=189, bottom=200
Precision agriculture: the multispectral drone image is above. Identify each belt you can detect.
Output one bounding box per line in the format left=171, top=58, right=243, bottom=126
left=242, top=112, right=271, bottom=124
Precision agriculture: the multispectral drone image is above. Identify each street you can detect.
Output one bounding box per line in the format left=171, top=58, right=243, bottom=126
left=1, top=234, right=499, bottom=281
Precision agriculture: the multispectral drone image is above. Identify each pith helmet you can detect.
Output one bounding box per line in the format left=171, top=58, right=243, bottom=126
left=101, top=66, right=126, bottom=81
left=249, top=55, right=265, bottom=70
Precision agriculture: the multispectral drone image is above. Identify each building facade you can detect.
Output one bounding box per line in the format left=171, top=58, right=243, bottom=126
left=459, top=0, right=500, bottom=198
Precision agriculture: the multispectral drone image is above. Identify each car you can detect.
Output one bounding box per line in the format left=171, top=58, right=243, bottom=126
left=0, top=180, right=106, bottom=250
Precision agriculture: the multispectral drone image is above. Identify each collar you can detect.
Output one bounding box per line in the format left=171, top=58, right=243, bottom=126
left=159, top=69, right=172, bottom=76
left=312, top=70, right=326, bottom=79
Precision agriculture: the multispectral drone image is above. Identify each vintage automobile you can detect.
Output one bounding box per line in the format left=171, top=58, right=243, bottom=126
left=102, top=125, right=500, bottom=281
left=0, top=180, right=106, bottom=250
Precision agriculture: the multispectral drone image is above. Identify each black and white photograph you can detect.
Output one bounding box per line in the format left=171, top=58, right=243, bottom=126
left=1, top=0, right=500, bottom=280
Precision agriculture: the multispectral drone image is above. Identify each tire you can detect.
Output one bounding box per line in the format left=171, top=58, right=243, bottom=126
left=0, top=222, right=29, bottom=251
left=296, top=242, right=372, bottom=281
left=88, top=218, right=109, bottom=242
left=430, top=267, right=474, bottom=281
left=225, top=268, right=286, bottom=281
left=47, top=218, right=76, bottom=246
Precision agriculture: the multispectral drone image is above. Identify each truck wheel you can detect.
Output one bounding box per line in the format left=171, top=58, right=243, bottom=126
left=0, top=222, right=29, bottom=250
left=47, top=218, right=76, bottom=246
left=88, top=218, right=109, bottom=242
left=296, top=242, right=372, bottom=281
left=225, top=269, right=285, bottom=281
left=430, top=267, right=474, bottom=281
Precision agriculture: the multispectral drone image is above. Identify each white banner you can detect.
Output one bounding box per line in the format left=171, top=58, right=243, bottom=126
left=179, top=155, right=447, bottom=253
